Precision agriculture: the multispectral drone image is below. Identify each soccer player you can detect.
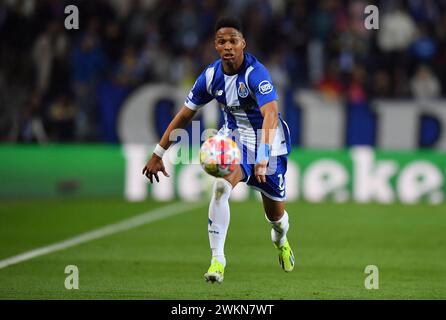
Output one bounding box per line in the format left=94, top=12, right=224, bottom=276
left=142, top=17, right=294, bottom=283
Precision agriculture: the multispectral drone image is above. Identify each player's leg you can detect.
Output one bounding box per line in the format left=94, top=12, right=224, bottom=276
left=262, top=194, right=288, bottom=247
left=261, top=194, right=295, bottom=272
left=247, top=155, right=294, bottom=272
left=205, top=164, right=243, bottom=283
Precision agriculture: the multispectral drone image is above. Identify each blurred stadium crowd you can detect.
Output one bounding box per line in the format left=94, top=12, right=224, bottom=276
left=0, top=0, right=445, bottom=143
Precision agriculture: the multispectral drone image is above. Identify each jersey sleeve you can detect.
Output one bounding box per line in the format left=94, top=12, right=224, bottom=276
left=185, top=69, right=214, bottom=111
left=248, top=64, right=278, bottom=108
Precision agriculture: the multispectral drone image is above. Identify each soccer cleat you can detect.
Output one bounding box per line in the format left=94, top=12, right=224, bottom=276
left=204, top=257, right=225, bottom=283
left=275, top=239, right=295, bottom=272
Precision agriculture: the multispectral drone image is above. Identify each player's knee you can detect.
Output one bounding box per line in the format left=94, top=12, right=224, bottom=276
left=213, top=178, right=232, bottom=201
left=265, top=210, right=284, bottom=222
left=262, top=195, right=285, bottom=221
left=263, top=201, right=285, bottom=221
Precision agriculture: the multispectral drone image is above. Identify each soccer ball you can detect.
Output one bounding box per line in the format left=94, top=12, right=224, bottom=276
left=199, top=136, right=241, bottom=178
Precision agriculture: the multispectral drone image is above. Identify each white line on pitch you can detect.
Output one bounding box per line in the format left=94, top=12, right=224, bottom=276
left=0, top=202, right=205, bottom=270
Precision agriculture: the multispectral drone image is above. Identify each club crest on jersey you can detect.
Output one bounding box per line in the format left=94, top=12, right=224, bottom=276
left=237, top=82, right=249, bottom=98
left=259, top=80, right=273, bottom=95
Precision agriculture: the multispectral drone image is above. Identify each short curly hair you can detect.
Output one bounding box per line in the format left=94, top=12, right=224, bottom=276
left=215, top=17, right=243, bottom=34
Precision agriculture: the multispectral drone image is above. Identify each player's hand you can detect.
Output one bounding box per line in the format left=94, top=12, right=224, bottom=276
left=254, top=161, right=268, bottom=184
left=142, top=154, right=170, bottom=184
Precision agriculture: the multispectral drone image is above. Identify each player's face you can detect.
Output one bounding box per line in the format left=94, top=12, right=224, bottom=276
left=215, top=28, right=246, bottom=69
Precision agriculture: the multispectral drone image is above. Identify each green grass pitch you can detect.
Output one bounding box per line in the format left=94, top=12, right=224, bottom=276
left=0, top=198, right=445, bottom=299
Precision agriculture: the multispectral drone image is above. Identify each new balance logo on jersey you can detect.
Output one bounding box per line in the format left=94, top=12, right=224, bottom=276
left=259, top=80, right=273, bottom=94
left=215, top=90, right=224, bottom=97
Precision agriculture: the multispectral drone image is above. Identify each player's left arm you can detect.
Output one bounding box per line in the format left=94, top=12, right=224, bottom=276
left=249, top=63, right=279, bottom=183
left=255, top=101, right=279, bottom=183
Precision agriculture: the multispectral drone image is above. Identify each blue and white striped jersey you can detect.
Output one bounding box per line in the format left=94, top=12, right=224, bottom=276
left=185, top=52, right=291, bottom=157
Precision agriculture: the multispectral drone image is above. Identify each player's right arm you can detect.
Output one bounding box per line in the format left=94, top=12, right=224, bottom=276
left=142, top=106, right=197, bottom=184
left=143, top=67, right=214, bottom=184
